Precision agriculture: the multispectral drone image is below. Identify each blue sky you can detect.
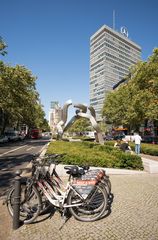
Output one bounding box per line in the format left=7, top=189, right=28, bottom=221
left=1, top=0, right=158, bottom=120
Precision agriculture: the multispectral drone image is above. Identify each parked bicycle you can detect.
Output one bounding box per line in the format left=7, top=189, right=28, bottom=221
left=6, top=154, right=111, bottom=224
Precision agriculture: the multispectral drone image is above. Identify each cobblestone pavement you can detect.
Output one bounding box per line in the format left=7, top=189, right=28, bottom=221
left=1, top=174, right=158, bottom=240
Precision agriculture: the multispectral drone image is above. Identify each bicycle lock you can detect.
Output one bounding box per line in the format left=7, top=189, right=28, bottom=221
left=13, top=169, right=22, bottom=230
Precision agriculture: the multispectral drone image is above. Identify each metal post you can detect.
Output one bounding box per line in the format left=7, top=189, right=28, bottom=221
left=13, top=169, right=22, bottom=230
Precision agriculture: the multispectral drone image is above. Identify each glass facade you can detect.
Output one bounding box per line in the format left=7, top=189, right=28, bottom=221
left=90, top=25, right=141, bottom=121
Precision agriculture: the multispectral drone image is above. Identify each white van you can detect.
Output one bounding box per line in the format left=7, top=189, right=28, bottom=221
left=84, top=131, right=95, bottom=139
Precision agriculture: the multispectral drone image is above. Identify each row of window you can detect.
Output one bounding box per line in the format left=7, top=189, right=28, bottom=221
left=91, top=51, right=130, bottom=69
left=91, top=34, right=140, bottom=57
left=90, top=29, right=105, bottom=45
left=104, top=52, right=135, bottom=68
left=105, top=53, right=130, bottom=69
left=91, top=47, right=139, bottom=69
left=90, top=28, right=141, bottom=54
left=90, top=69, right=124, bottom=84
left=90, top=34, right=105, bottom=48
left=90, top=57, right=104, bottom=68
left=105, top=38, right=131, bottom=55
left=105, top=57, right=129, bottom=72
left=90, top=58, right=129, bottom=75
left=91, top=41, right=140, bottom=63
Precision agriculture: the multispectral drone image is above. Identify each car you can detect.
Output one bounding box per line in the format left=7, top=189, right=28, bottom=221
left=113, top=135, right=125, bottom=140
left=18, top=133, right=26, bottom=140
left=42, top=132, right=52, bottom=138
left=5, top=131, right=19, bottom=141
left=83, top=131, right=95, bottom=139
left=104, top=135, right=114, bottom=141
left=0, top=135, right=8, bottom=143
left=142, top=136, right=158, bottom=144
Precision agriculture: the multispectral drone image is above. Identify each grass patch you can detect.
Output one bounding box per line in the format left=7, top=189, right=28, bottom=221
left=47, top=141, right=143, bottom=170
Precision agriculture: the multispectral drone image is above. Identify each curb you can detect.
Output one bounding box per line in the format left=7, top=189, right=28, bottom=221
left=38, top=141, right=50, bottom=158
left=54, top=164, right=147, bottom=177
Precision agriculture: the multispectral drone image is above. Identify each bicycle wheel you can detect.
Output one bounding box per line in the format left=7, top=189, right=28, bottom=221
left=67, top=184, right=108, bottom=222
left=38, top=190, right=52, bottom=215
left=101, top=177, right=112, bottom=196
left=7, top=183, right=42, bottom=224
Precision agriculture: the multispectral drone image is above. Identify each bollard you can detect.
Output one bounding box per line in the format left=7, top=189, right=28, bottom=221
left=13, top=169, right=22, bottom=230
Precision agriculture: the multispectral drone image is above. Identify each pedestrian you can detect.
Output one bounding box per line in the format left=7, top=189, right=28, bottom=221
left=133, top=132, right=142, bottom=154
left=114, top=139, right=121, bottom=148
left=119, top=139, right=132, bottom=153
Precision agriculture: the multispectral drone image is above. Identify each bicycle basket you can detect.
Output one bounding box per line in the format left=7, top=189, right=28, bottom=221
left=72, top=179, right=97, bottom=199
left=81, top=169, right=105, bottom=181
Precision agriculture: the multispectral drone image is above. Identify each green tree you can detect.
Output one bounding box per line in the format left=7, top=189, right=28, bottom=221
left=40, top=118, right=50, bottom=132
left=102, top=48, right=158, bottom=132
left=68, top=118, right=91, bottom=134
left=0, top=62, right=46, bottom=132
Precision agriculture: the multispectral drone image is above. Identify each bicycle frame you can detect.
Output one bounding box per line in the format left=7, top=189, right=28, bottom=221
left=36, top=178, right=85, bottom=208
left=33, top=161, right=87, bottom=209
left=28, top=157, right=106, bottom=211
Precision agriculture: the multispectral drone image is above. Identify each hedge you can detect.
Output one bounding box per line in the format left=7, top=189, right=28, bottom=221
left=47, top=141, right=143, bottom=170
left=104, top=141, right=158, bottom=156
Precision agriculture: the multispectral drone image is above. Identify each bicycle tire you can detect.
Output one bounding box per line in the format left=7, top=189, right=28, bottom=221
left=67, top=184, right=107, bottom=222
left=7, top=184, right=42, bottom=224
left=74, top=182, right=108, bottom=214
left=101, top=177, right=112, bottom=196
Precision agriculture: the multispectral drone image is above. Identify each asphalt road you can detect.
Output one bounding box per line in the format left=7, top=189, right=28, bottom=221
left=0, top=138, right=50, bottom=197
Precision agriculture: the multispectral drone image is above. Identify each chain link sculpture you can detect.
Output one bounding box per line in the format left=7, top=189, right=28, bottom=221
left=56, top=100, right=104, bottom=145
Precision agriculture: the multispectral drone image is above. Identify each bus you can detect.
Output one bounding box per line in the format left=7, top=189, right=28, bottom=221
left=30, top=129, right=42, bottom=139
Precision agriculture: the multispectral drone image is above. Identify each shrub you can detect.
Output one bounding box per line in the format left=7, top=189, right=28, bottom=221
left=104, top=140, right=158, bottom=156
left=141, top=143, right=158, bottom=156
left=47, top=141, right=143, bottom=170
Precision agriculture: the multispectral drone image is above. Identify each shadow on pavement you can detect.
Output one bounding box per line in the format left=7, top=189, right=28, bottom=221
left=0, top=153, right=35, bottom=197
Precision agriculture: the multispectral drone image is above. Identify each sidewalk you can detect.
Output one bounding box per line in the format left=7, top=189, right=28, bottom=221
left=141, top=154, right=158, bottom=173
left=140, top=153, right=158, bottom=162
left=1, top=173, right=158, bottom=240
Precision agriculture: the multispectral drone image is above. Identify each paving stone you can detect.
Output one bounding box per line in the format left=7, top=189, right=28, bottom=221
left=1, top=174, right=158, bottom=240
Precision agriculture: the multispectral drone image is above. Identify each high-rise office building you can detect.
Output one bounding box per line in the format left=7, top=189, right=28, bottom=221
left=49, top=101, right=62, bottom=133
left=90, top=24, right=141, bottom=121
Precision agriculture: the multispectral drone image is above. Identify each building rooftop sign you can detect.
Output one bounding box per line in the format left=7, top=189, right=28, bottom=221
left=120, top=26, right=128, bottom=38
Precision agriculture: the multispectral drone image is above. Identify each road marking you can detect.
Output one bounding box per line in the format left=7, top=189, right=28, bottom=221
left=26, top=147, right=35, bottom=151
left=0, top=145, right=28, bottom=157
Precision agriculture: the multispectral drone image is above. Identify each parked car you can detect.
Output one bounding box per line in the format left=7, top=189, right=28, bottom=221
left=83, top=131, right=95, bottom=139
left=0, top=135, right=8, bottom=143
left=104, top=135, right=114, bottom=141
left=5, top=131, right=19, bottom=141
left=142, top=136, right=158, bottom=144
left=18, top=133, right=26, bottom=140
left=113, top=134, right=125, bottom=140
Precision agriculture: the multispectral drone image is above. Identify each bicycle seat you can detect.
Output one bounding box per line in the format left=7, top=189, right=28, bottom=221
left=64, top=166, right=79, bottom=175
left=79, top=165, right=90, bottom=171
left=64, top=166, right=85, bottom=176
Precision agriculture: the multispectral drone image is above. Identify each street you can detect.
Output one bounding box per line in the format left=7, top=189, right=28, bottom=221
left=0, top=138, right=50, bottom=197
